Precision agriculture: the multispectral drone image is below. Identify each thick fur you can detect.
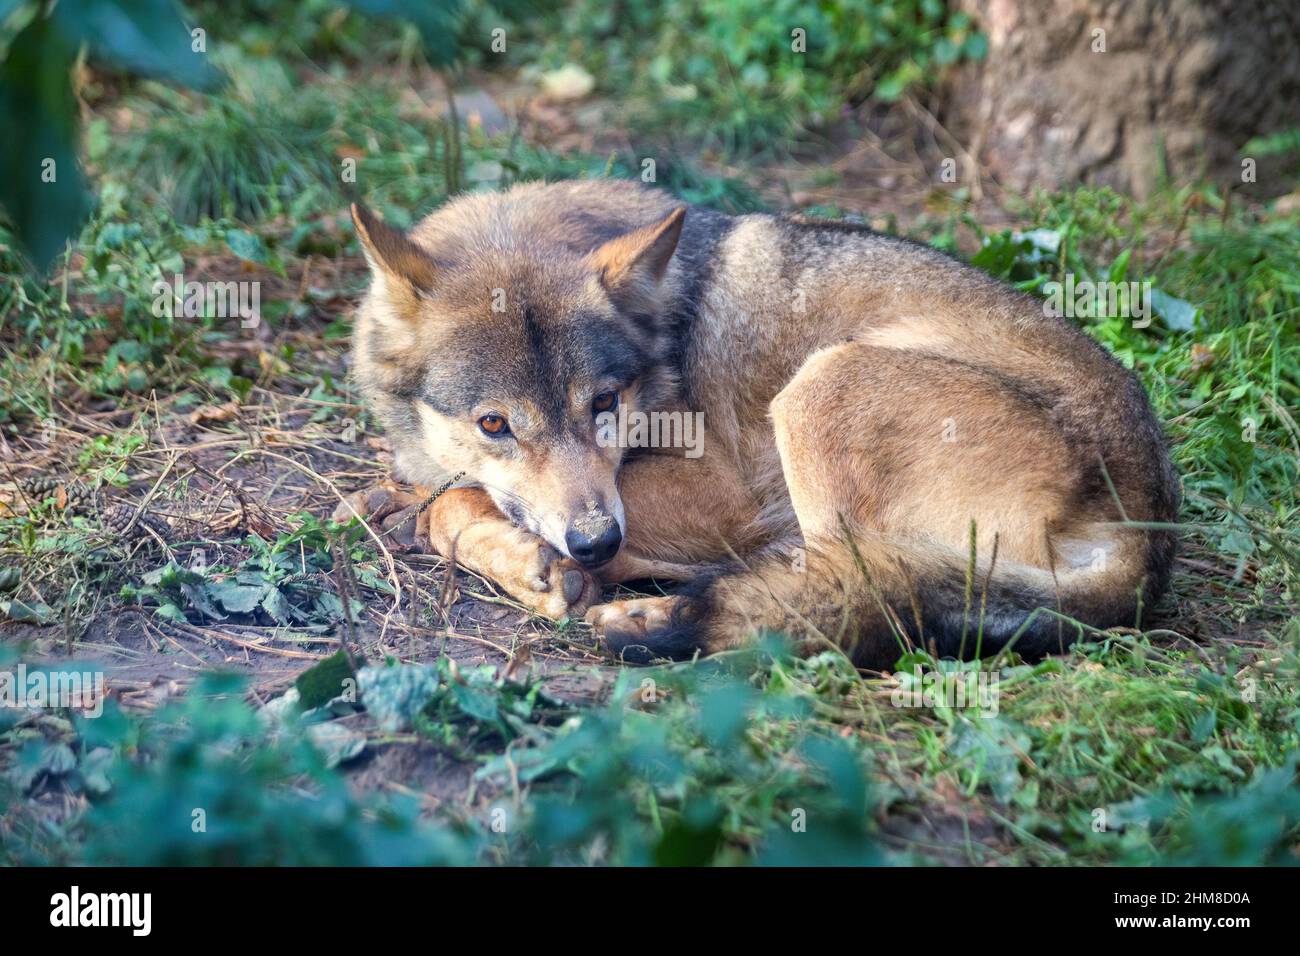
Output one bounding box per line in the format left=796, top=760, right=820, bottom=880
left=345, top=180, right=1179, bottom=669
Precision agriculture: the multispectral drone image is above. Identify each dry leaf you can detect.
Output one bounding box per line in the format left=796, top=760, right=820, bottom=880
left=188, top=401, right=240, bottom=426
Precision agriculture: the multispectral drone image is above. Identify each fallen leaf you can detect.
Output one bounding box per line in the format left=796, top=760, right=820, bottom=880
left=188, top=401, right=240, bottom=426
left=1189, top=343, right=1216, bottom=373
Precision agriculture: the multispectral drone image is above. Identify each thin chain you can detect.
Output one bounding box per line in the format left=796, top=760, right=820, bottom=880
left=379, top=471, right=466, bottom=536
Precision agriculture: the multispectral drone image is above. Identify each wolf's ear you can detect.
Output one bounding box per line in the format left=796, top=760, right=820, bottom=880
left=588, top=206, right=686, bottom=308
left=351, top=203, right=439, bottom=293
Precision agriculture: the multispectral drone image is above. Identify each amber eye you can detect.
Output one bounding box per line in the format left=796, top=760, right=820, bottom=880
left=592, top=391, right=618, bottom=414
left=478, top=414, right=509, bottom=436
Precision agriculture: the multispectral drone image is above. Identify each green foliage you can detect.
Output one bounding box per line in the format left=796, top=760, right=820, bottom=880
left=122, top=513, right=381, bottom=628
left=74, top=675, right=476, bottom=865
left=521, top=0, right=985, bottom=152
left=0, top=0, right=481, bottom=269
left=1126, top=760, right=1300, bottom=866
left=470, top=644, right=883, bottom=865
left=0, top=0, right=217, bottom=268
left=3, top=648, right=883, bottom=866
left=950, top=186, right=1299, bottom=593
left=296, top=650, right=357, bottom=710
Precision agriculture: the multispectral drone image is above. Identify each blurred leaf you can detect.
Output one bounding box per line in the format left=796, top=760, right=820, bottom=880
left=0, top=13, right=91, bottom=269
left=296, top=650, right=357, bottom=711
left=52, top=0, right=219, bottom=88
left=342, top=0, right=464, bottom=66
left=1151, top=288, right=1199, bottom=331
left=225, top=228, right=268, bottom=263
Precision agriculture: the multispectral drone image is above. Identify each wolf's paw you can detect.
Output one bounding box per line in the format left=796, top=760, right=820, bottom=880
left=331, top=483, right=428, bottom=550
left=585, top=596, right=700, bottom=663
left=474, top=529, right=599, bottom=621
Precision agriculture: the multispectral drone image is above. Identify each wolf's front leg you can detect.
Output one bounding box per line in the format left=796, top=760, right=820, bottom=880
left=423, top=487, right=599, bottom=620
left=336, top=484, right=598, bottom=619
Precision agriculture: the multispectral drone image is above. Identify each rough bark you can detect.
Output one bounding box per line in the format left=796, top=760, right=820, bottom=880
left=944, top=0, right=1300, bottom=197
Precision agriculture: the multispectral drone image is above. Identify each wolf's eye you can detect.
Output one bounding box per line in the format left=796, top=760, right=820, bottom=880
left=478, top=414, right=509, bottom=436
left=592, top=391, right=618, bottom=414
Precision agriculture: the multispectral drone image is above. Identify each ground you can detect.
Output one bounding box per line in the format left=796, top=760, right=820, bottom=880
left=1, top=65, right=1297, bottom=867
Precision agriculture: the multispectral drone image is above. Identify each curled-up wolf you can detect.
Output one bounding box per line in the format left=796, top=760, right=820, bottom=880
left=338, top=180, right=1178, bottom=666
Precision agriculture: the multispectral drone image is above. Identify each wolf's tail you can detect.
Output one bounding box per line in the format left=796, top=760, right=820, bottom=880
left=627, top=526, right=1176, bottom=668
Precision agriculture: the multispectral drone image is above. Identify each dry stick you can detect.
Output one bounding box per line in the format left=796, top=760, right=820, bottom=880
left=1044, top=523, right=1066, bottom=654
left=115, top=452, right=180, bottom=541
left=1261, top=392, right=1300, bottom=461
left=162, top=617, right=326, bottom=661
left=331, top=538, right=361, bottom=672
left=902, top=93, right=984, bottom=202
left=0, top=459, right=38, bottom=513
left=381, top=471, right=465, bottom=541
left=1095, top=452, right=1131, bottom=523
left=442, top=69, right=462, bottom=196
left=140, top=617, right=208, bottom=666
left=185, top=454, right=268, bottom=535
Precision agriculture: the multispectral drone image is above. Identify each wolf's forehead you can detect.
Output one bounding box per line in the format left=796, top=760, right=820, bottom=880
left=420, top=311, right=648, bottom=416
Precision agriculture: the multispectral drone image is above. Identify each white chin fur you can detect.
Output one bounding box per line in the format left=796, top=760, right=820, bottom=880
left=486, top=487, right=573, bottom=558
left=612, top=496, right=626, bottom=536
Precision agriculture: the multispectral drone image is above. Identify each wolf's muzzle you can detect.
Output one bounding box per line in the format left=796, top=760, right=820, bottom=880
left=565, top=517, right=622, bottom=567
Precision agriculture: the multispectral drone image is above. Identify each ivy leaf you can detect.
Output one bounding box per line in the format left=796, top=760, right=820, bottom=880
left=0, top=598, right=54, bottom=623
left=296, top=651, right=358, bottom=711
left=452, top=682, right=500, bottom=725
left=208, top=580, right=267, bottom=615
left=342, top=0, right=465, bottom=67
left=1151, top=289, right=1199, bottom=331
left=225, top=228, right=268, bottom=264
left=261, top=587, right=294, bottom=625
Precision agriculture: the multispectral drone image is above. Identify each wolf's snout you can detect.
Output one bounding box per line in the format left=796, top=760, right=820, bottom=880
left=565, top=514, right=622, bottom=567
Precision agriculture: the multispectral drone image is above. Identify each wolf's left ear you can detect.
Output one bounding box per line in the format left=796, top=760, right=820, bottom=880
left=588, top=206, right=686, bottom=308
left=351, top=203, right=439, bottom=294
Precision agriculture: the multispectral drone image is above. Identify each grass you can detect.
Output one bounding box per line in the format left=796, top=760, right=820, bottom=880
left=515, top=0, right=986, bottom=155
left=1, top=48, right=1298, bottom=866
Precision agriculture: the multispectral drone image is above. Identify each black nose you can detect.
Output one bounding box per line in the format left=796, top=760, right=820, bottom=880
left=565, top=521, right=622, bottom=567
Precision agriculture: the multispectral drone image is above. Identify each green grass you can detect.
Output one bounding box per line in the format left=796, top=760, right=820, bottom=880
left=516, top=0, right=985, bottom=154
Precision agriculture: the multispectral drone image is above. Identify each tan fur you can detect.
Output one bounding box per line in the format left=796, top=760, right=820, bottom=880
left=343, top=181, right=1179, bottom=664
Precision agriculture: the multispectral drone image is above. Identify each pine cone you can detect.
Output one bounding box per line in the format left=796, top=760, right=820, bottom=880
left=101, top=503, right=171, bottom=541
left=19, top=477, right=95, bottom=511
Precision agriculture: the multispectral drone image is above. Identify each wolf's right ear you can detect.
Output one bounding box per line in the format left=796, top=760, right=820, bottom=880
left=351, top=203, right=439, bottom=293
left=588, top=206, right=686, bottom=311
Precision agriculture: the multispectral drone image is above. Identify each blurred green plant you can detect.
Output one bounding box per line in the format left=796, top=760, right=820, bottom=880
left=0, top=0, right=480, bottom=270
left=121, top=512, right=383, bottom=628
left=0, top=0, right=217, bottom=269
left=74, top=673, right=478, bottom=865
left=2, top=644, right=887, bottom=866
left=520, top=0, right=985, bottom=153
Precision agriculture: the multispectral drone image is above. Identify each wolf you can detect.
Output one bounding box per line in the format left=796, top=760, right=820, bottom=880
left=338, top=179, right=1179, bottom=667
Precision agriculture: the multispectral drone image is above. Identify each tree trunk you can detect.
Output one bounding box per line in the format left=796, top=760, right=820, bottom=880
left=944, top=0, right=1300, bottom=198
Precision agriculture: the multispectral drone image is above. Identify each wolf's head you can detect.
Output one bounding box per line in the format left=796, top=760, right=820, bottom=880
left=349, top=190, right=687, bottom=567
